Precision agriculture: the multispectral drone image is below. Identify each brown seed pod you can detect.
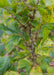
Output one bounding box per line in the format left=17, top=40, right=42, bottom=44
left=49, top=61, right=54, bottom=68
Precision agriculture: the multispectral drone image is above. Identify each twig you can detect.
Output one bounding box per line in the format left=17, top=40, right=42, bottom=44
left=30, top=0, right=40, bottom=66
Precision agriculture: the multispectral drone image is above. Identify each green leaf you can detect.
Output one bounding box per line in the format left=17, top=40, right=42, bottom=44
left=51, top=35, right=54, bottom=42
left=43, top=27, right=49, bottom=39
left=28, top=0, right=37, bottom=7
left=47, top=67, right=54, bottom=74
left=18, top=52, right=28, bottom=58
left=40, top=61, right=49, bottom=73
left=0, top=24, right=7, bottom=30
left=18, top=59, right=31, bottom=68
left=50, top=51, right=54, bottom=58
left=18, top=58, right=32, bottom=75
left=0, top=0, right=9, bottom=8
left=0, top=24, right=17, bottom=33
left=42, top=23, right=54, bottom=30
left=41, top=27, right=49, bottom=44
left=20, top=72, right=26, bottom=75
left=6, top=35, right=21, bottom=52
left=18, top=44, right=29, bottom=53
left=23, top=32, right=29, bottom=41
left=0, top=56, right=9, bottom=74
left=40, top=57, right=51, bottom=73
left=4, top=71, right=19, bottom=75
left=31, top=20, right=38, bottom=26
left=0, top=44, right=6, bottom=55
left=44, top=57, right=51, bottom=64
left=0, top=45, right=4, bottom=51
left=35, top=38, right=54, bottom=56
left=16, top=6, right=23, bottom=13
left=0, top=30, right=3, bottom=36
left=6, top=41, right=13, bottom=52
left=40, top=0, right=45, bottom=6
left=30, top=66, right=42, bottom=75
left=45, top=7, right=52, bottom=16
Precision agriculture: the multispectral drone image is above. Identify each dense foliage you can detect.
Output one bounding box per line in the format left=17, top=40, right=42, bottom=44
left=0, top=0, right=54, bottom=75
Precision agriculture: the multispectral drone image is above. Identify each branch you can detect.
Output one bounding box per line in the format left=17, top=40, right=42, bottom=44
left=4, top=7, right=25, bottom=26
left=30, top=0, right=40, bottom=66
left=32, top=0, right=40, bottom=19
